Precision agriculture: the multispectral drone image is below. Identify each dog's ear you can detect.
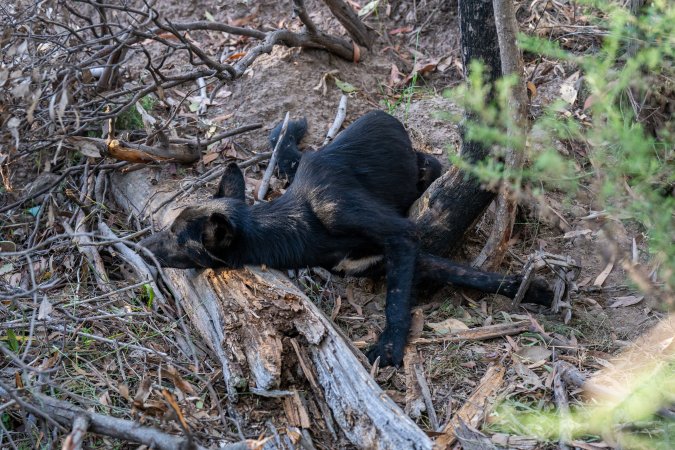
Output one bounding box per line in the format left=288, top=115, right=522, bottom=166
left=214, top=163, right=245, bottom=201
left=201, top=212, right=236, bottom=250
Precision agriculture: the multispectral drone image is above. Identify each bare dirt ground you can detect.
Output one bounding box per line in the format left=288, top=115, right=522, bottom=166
left=0, top=1, right=668, bottom=449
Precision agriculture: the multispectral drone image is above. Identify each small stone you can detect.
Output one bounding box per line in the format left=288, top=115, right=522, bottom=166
left=570, top=205, right=587, bottom=217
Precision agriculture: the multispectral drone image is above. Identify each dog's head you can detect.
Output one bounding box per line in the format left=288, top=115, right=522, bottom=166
left=139, top=163, right=247, bottom=269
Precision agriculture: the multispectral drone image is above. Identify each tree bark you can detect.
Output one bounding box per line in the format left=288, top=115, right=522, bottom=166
left=473, top=0, right=529, bottom=270
left=412, top=0, right=502, bottom=256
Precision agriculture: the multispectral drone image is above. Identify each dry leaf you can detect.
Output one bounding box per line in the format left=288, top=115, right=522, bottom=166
left=427, top=318, right=469, bottom=335
left=515, top=345, right=552, bottom=363
left=202, top=152, right=220, bottom=165
left=593, top=260, right=615, bottom=286
left=559, top=71, right=580, bottom=105
left=609, top=295, right=644, bottom=308
left=37, top=296, right=53, bottom=320
left=527, top=81, right=537, bottom=98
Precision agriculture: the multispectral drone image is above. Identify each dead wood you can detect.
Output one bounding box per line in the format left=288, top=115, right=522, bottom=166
left=61, top=415, right=89, bottom=450
left=110, top=169, right=434, bottom=449
left=67, top=136, right=200, bottom=164
left=553, top=361, right=572, bottom=450
left=258, top=112, right=290, bottom=201
left=435, top=364, right=506, bottom=449
left=354, top=320, right=531, bottom=348
left=26, top=392, right=254, bottom=450
left=473, top=0, right=529, bottom=270
left=322, top=0, right=378, bottom=49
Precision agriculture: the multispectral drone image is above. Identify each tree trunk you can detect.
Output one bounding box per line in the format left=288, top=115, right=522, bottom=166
left=473, top=0, right=529, bottom=270
left=412, top=0, right=502, bottom=256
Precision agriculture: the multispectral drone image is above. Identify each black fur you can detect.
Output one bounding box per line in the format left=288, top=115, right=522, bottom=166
left=140, top=110, right=552, bottom=367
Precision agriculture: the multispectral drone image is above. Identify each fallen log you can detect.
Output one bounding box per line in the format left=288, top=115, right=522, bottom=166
left=110, top=169, right=433, bottom=449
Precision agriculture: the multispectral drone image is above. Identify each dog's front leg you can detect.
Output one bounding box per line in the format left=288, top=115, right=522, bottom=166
left=366, top=236, right=418, bottom=367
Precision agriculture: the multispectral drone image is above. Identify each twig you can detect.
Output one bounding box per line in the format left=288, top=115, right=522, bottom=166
left=258, top=112, right=290, bottom=201
left=63, top=214, right=109, bottom=288
left=28, top=392, right=255, bottom=450
left=168, top=123, right=263, bottom=147
left=97, top=222, right=165, bottom=304
left=414, top=363, right=439, bottom=431
left=553, top=361, right=571, bottom=450
left=61, top=415, right=89, bottom=450
left=510, top=257, right=536, bottom=310
left=354, top=320, right=531, bottom=348
left=323, top=95, right=348, bottom=146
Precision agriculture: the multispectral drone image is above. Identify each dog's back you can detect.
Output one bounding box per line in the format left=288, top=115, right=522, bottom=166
left=289, top=110, right=421, bottom=215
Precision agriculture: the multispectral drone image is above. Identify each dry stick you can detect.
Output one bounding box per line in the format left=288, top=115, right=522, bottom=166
left=97, top=222, right=165, bottom=305
left=323, top=95, right=348, bottom=146
left=28, top=392, right=254, bottom=450
left=62, top=415, right=89, bottom=450
left=414, top=364, right=439, bottom=431
left=553, top=361, right=572, bottom=450
left=435, top=364, right=506, bottom=449
left=510, top=257, right=536, bottom=310
left=352, top=320, right=531, bottom=348
left=63, top=217, right=109, bottom=289
left=258, top=112, right=290, bottom=201
left=473, top=0, right=529, bottom=270
left=169, top=123, right=263, bottom=147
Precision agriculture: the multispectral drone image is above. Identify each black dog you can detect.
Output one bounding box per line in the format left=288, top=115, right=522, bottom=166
left=140, top=110, right=552, bottom=366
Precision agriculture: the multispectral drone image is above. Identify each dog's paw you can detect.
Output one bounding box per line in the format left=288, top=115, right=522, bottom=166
left=366, top=328, right=406, bottom=367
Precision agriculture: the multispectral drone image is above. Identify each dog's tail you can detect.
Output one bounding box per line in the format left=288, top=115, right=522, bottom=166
left=416, top=253, right=553, bottom=306
left=269, top=117, right=308, bottom=181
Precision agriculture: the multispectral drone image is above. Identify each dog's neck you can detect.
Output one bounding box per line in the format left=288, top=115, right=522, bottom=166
left=229, top=198, right=313, bottom=268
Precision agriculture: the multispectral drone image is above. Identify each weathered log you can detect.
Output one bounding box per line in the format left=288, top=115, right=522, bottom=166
left=110, top=169, right=433, bottom=449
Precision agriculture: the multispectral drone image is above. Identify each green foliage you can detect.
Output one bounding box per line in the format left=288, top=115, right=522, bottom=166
left=140, top=283, right=155, bottom=308
left=491, top=360, right=675, bottom=449
left=443, top=0, right=674, bottom=297
left=5, top=329, right=19, bottom=352
left=115, top=95, right=156, bottom=131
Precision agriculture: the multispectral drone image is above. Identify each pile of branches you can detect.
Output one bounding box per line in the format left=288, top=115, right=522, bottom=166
left=0, top=0, right=371, bottom=191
